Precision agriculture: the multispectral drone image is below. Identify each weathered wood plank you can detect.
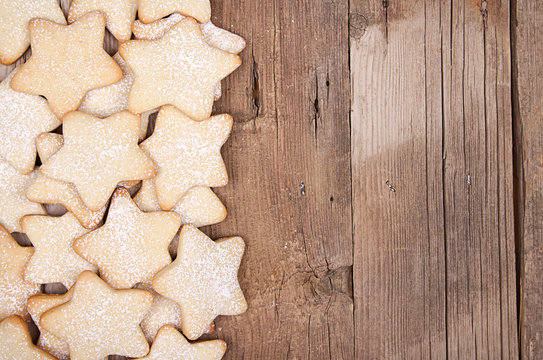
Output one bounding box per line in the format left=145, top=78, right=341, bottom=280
left=209, top=1, right=354, bottom=358
left=512, top=0, right=543, bottom=358
left=350, top=0, right=517, bottom=358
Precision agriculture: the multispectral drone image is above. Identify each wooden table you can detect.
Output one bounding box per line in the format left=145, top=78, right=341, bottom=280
left=1, top=1, right=542, bottom=359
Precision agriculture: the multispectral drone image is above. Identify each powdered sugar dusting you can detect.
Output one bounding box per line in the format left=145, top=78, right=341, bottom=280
left=10, top=11, right=122, bottom=118
left=136, top=283, right=183, bottom=343
left=0, top=226, right=40, bottom=320
left=28, top=133, right=106, bottom=229
left=73, top=188, right=180, bottom=289
left=0, top=0, right=66, bottom=65
left=79, top=54, right=154, bottom=141
left=22, top=213, right=97, bottom=288
left=135, top=181, right=226, bottom=228
left=0, top=160, right=46, bottom=233
left=40, top=111, right=156, bottom=211
left=40, top=271, right=152, bottom=359
left=27, top=289, right=74, bottom=360
left=0, top=316, right=56, bottom=359
left=152, top=225, right=247, bottom=340
left=139, top=325, right=226, bottom=360
left=68, top=0, right=138, bottom=42
left=141, top=106, right=232, bottom=210
left=0, top=68, right=60, bottom=174
left=119, top=17, right=241, bottom=120
left=138, top=0, right=211, bottom=24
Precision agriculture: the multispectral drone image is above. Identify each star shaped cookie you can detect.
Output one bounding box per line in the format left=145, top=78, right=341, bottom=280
left=132, top=12, right=246, bottom=102
left=68, top=0, right=138, bottom=42
left=40, top=111, right=156, bottom=212
left=137, top=325, right=227, bottom=360
left=27, top=133, right=107, bottom=229
left=10, top=11, right=123, bottom=119
left=0, top=316, right=56, bottom=360
left=0, top=68, right=60, bottom=175
left=135, top=180, right=227, bottom=228
left=0, top=160, right=46, bottom=233
left=0, top=225, right=40, bottom=320
left=79, top=53, right=154, bottom=141
left=73, top=188, right=180, bottom=289
left=152, top=225, right=247, bottom=340
left=0, top=0, right=66, bottom=65
left=27, top=289, right=75, bottom=360
left=141, top=105, right=232, bottom=210
left=40, top=271, right=153, bottom=360
left=22, top=213, right=96, bottom=288
left=138, top=0, right=211, bottom=24
left=119, top=17, right=241, bottom=120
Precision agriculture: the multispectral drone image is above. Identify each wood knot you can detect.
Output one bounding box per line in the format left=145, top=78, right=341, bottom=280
left=349, top=13, right=368, bottom=40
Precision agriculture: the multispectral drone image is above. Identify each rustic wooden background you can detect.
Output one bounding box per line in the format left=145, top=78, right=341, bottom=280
left=0, top=0, right=541, bottom=359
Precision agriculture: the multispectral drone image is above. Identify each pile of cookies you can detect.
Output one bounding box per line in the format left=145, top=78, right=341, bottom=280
left=0, top=1, right=246, bottom=359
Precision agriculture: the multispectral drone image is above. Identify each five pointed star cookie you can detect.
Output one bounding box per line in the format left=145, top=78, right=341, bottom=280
left=141, top=105, right=232, bottom=210
left=137, top=325, right=227, bottom=360
left=10, top=11, right=123, bottom=119
left=152, top=225, right=247, bottom=340
left=135, top=180, right=227, bottom=228
left=22, top=213, right=97, bottom=288
left=0, top=68, right=60, bottom=175
left=132, top=12, right=246, bottom=102
left=138, top=0, right=211, bottom=24
left=40, top=111, right=156, bottom=212
left=0, top=225, right=40, bottom=320
left=79, top=53, right=155, bottom=141
left=119, top=17, right=241, bottom=120
left=73, top=188, right=181, bottom=289
left=0, top=160, right=46, bottom=233
left=68, top=0, right=138, bottom=42
left=0, top=316, right=56, bottom=360
left=40, top=271, right=153, bottom=360
left=27, top=289, right=75, bottom=360
left=0, top=0, right=66, bottom=65
left=27, top=133, right=107, bottom=229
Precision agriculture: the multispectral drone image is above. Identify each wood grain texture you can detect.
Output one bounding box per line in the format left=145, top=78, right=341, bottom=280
left=512, top=0, right=543, bottom=358
left=350, top=0, right=518, bottom=358
left=209, top=1, right=353, bottom=359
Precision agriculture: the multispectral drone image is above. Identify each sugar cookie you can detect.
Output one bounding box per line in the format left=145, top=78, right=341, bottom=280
left=40, top=271, right=152, bottom=360
left=22, top=213, right=96, bottom=288
left=138, top=0, right=211, bottom=24
left=153, top=225, right=247, bottom=340
left=119, top=18, right=241, bottom=120
left=0, top=316, right=56, bottom=360
left=0, top=0, right=66, bottom=65
left=132, top=12, right=246, bottom=102
left=135, top=181, right=227, bottom=228
left=27, top=133, right=107, bottom=229
left=74, top=188, right=180, bottom=289
left=141, top=105, right=231, bottom=210
left=27, top=289, right=75, bottom=360
left=136, top=325, right=226, bottom=360
left=68, top=0, right=138, bottom=42
left=0, top=68, right=60, bottom=175
left=40, top=111, right=156, bottom=211
left=0, top=160, right=45, bottom=233
left=0, top=225, right=40, bottom=320
left=79, top=53, right=154, bottom=141
left=10, top=12, right=123, bottom=119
